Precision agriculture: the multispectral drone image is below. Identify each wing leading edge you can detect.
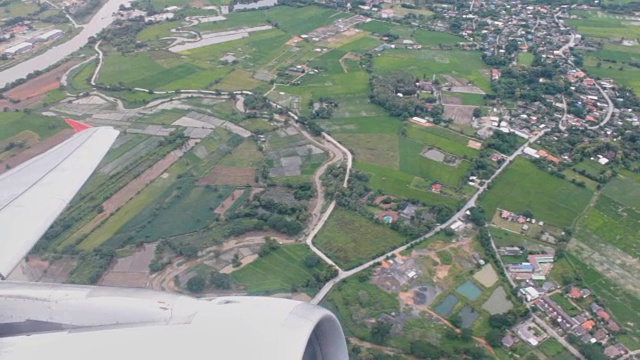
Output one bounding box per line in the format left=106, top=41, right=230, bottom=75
left=0, top=126, right=119, bottom=279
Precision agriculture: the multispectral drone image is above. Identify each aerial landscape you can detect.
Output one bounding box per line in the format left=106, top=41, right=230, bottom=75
left=1, top=0, right=640, bottom=357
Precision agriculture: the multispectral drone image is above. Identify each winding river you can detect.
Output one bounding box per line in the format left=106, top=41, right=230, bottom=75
left=0, top=0, right=131, bottom=88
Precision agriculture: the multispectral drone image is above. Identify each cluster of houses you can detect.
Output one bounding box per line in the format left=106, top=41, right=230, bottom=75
left=1, top=28, right=64, bottom=58
left=534, top=290, right=628, bottom=358
left=504, top=279, right=628, bottom=358
left=499, top=209, right=544, bottom=230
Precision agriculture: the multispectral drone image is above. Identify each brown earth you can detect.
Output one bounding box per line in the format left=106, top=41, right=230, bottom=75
left=441, top=94, right=462, bottom=105
left=0, top=129, right=73, bottom=175
left=4, top=60, right=79, bottom=101
left=214, top=189, right=246, bottom=215
left=198, top=165, right=256, bottom=186
left=443, top=105, right=476, bottom=125
left=467, top=139, right=482, bottom=150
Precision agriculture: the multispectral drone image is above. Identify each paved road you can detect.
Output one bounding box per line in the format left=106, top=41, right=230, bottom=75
left=558, top=32, right=615, bottom=130
left=533, top=315, right=585, bottom=360
left=311, top=129, right=549, bottom=304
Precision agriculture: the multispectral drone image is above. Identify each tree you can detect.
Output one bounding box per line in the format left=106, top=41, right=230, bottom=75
left=449, top=314, right=463, bottom=328
left=468, top=207, right=486, bottom=226
left=410, top=340, right=443, bottom=358
left=486, top=328, right=504, bottom=348
left=473, top=107, right=482, bottom=118
left=186, top=275, right=205, bottom=293
left=304, top=253, right=320, bottom=268
left=370, top=321, right=392, bottom=344
left=210, top=271, right=232, bottom=289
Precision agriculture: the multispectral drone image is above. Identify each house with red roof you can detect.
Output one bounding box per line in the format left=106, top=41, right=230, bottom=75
left=597, top=309, right=611, bottom=321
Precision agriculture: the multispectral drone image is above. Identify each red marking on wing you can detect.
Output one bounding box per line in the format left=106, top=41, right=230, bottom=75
left=65, top=119, right=92, bottom=132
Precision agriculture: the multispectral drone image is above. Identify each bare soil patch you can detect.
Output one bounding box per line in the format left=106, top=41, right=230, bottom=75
left=40, top=257, right=78, bottom=283
left=472, top=264, right=499, bottom=288
left=443, top=105, right=475, bottom=125
left=0, top=129, right=73, bottom=175
left=100, top=244, right=156, bottom=288
left=214, top=189, right=246, bottom=214
left=198, top=165, right=256, bottom=186
left=467, top=139, right=482, bottom=150
left=441, top=94, right=461, bottom=105
left=4, top=61, right=78, bottom=101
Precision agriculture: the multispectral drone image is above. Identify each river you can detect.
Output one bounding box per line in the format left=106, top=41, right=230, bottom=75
left=0, top=0, right=132, bottom=88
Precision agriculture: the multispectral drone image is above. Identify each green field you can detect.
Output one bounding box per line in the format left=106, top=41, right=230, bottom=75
left=538, top=339, right=566, bottom=358
left=479, top=158, right=593, bottom=228
left=406, top=124, right=480, bottom=158
left=442, top=91, right=486, bottom=106
left=602, top=175, right=640, bottom=208
left=567, top=10, right=640, bottom=93
left=518, top=52, right=535, bottom=66
left=231, top=244, right=325, bottom=295
left=399, top=137, right=471, bottom=186
left=314, top=207, right=408, bottom=269
left=373, top=49, right=491, bottom=93
left=580, top=194, right=640, bottom=257
left=0, top=112, right=64, bottom=141
left=87, top=179, right=234, bottom=250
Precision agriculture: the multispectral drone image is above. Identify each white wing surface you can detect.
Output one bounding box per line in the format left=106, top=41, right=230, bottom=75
left=0, top=126, right=119, bottom=278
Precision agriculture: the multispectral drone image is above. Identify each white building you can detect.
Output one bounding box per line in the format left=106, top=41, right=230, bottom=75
left=36, top=29, right=64, bottom=42
left=4, top=42, right=33, bottom=56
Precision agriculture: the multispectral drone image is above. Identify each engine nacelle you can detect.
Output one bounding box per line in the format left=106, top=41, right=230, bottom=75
left=0, top=282, right=348, bottom=360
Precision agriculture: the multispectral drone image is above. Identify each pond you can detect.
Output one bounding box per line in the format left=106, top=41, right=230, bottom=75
left=456, top=279, right=483, bottom=301
left=434, top=294, right=459, bottom=317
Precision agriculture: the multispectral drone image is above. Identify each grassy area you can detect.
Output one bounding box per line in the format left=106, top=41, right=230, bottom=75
left=220, top=138, right=264, bottom=167
left=373, top=49, right=491, bottom=93
left=580, top=194, right=640, bottom=257
left=0, top=112, right=64, bottom=141
left=602, top=175, right=640, bottom=208
left=356, top=161, right=460, bottom=207
left=479, top=157, right=593, bottom=228
left=442, top=91, right=486, bottom=106
left=314, top=207, right=408, bottom=269
left=518, top=52, right=535, bottom=66
left=436, top=250, right=453, bottom=265
left=538, top=339, right=565, bottom=358
left=231, top=244, right=326, bottom=295
left=406, top=124, right=479, bottom=158
left=398, top=137, right=470, bottom=187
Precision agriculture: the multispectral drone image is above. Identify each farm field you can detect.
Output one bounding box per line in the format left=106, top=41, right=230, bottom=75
left=579, top=194, right=640, bottom=258
left=373, top=49, right=492, bottom=93
left=406, top=124, right=480, bottom=158
left=568, top=10, right=640, bottom=93
left=479, top=157, right=593, bottom=228
left=602, top=175, right=640, bottom=208
left=314, top=207, right=408, bottom=269
left=0, top=112, right=64, bottom=141
left=319, top=116, right=468, bottom=206
left=231, top=244, right=326, bottom=295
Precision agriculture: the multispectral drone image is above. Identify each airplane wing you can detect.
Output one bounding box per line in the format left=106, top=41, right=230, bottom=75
left=0, top=120, right=349, bottom=360
left=0, top=122, right=119, bottom=279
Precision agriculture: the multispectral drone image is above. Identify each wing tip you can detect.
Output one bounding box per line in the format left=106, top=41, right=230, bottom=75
left=65, top=119, right=92, bottom=133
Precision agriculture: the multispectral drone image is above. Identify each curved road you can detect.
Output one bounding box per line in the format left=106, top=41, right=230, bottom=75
left=0, top=0, right=132, bottom=88
left=311, top=129, right=549, bottom=304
